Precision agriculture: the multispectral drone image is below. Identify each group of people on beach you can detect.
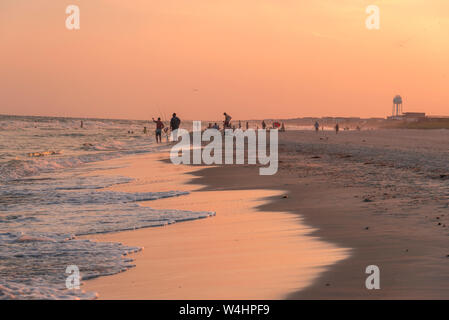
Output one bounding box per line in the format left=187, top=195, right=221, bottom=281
left=151, top=112, right=228, bottom=144
left=148, top=112, right=288, bottom=144
left=150, top=113, right=181, bottom=143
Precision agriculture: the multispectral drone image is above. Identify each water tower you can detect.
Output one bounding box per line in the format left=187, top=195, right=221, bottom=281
left=392, top=95, right=403, bottom=116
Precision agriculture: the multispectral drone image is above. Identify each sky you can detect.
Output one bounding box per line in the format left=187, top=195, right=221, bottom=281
left=1, top=0, right=448, bottom=120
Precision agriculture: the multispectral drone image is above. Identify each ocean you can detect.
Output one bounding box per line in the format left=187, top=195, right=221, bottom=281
left=0, top=115, right=214, bottom=299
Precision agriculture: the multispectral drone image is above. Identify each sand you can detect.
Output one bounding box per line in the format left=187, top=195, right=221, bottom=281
left=82, top=153, right=347, bottom=299
left=84, top=129, right=449, bottom=299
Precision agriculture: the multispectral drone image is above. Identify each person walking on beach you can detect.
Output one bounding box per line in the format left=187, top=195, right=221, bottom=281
left=246, top=122, right=249, bottom=130
left=335, top=123, right=339, bottom=134
left=170, top=113, right=181, bottom=141
left=262, top=120, right=266, bottom=130
left=223, top=112, right=232, bottom=129
left=314, top=121, right=319, bottom=133
left=152, top=117, right=164, bottom=143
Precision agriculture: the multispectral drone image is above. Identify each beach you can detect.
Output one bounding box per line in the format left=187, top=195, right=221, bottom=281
left=82, top=152, right=347, bottom=299
left=83, top=129, right=449, bottom=299
left=3, top=0, right=449, bottom=303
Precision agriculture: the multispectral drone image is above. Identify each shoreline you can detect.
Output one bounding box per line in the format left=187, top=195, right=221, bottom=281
left=82, top=151, right=348, bottom=299
left=83, top=129, right=449, bottom=299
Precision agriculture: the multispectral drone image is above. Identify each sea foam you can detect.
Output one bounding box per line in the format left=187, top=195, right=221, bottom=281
left=0, top=116, right=214, bottom=299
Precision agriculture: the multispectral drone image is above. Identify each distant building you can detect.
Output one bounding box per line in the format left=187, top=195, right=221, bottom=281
left=388, top=112, right=426, bottom=121
left=402, top=112, right=426, bottom=122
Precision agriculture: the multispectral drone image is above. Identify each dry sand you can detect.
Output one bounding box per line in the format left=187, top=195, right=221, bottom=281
left=84, top=129, right=449, bottom=299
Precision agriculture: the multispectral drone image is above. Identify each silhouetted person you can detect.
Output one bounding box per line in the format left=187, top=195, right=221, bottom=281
left=223, top=112, right=232, bottom=129
left=170, top=113, right=181, bottom=141
left=170, top=113, right=181, bottom=131
left=152, top=117, right=164, bottom=143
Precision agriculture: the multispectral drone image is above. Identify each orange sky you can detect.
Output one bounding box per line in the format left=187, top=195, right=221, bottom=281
left=1, top=0, right=448, bottom=120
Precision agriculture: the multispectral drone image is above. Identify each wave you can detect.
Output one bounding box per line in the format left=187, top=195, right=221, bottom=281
left=0, top=116, right=210, bottom=299
left=0, top=172, right=215, bottom=300
left=0, top=231, right=139, bottom=300
left=0, top=147, right=151, bottom=182
left=0, top=206, right=216, bottom=299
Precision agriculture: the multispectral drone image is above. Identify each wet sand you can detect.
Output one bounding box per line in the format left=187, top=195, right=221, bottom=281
left=84, top=129, right=449, bottom=299
left=82, top=152, right=347, bottom=299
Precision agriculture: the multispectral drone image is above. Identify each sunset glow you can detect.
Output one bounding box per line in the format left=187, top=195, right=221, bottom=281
left=1, top=0, right=448, bottom=119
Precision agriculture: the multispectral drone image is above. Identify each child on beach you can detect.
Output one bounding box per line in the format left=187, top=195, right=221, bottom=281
left=163, top=127, right=170, bottom=142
